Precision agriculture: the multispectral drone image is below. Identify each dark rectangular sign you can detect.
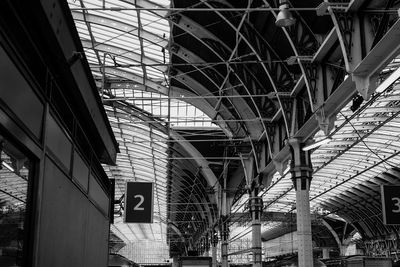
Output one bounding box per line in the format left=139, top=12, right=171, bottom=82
left=381, top=185, right=400, bottom=225
left=124, top=182, right=153, bottom=223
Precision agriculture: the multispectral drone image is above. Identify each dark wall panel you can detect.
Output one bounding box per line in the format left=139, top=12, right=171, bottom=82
left=73, top=150, right=89, bottom=192
left=0, top=45, right=44, bottom=139
left=84, top=202, right=109, bottom=267
left=46, top=114, right=72, bottom=170
left=38, top=157, right=87, bottom=266
left=38, top=156, right=110, bottom=266
left=89, top=174, right=110, bottom=215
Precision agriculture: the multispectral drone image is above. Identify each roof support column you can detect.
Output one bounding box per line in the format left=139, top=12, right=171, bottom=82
left=211, top=230, right=218, bottom=267
left=249, top=186, right=263, bottom=267
left=220, top=146, right=229, bottom=267
left=203, top=234, right=210, bottom=256
left=322, top=248, right=330, bottom=259
left=288, top=138, right=313, bottom=267
left=220, top=216, right=229, bottom=267
left=172, top=256, right=179, bottom=267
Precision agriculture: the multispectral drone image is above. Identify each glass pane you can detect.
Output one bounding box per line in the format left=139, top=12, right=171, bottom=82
left=0, top=136, right=32, bottom=266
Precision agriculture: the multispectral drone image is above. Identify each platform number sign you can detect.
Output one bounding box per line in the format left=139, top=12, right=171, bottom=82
left=381, top=185, right=400, bottom=225
left=124, top=182, right=153, bottom=223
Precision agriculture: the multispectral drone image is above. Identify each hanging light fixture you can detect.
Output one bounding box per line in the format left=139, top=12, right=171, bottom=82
left=275, top=0, right=296, bottom=27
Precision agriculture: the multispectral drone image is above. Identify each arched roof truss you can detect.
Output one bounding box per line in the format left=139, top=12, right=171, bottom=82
left=67, top=0, right=400, bottom=257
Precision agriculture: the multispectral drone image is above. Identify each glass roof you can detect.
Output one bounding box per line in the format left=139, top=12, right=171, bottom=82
left=105, top=103, right=168, bottom=243
left=67, top=0, right=221, bottom=261
left=262, top=58, right=400, bottom=215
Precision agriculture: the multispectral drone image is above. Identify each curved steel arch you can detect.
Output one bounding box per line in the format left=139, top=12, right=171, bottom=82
left=170, top=14, right=265, bottom=140
left=105, top=99, right=221, bottom=201
left=170, top=44, right=266, bottom=138
left=199, top=1, right=294, bottom=135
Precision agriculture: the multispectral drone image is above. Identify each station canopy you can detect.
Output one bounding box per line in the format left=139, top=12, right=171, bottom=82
left=67, top=0, right=400, bottom=259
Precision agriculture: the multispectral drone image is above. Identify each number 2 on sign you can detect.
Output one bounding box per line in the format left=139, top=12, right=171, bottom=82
left=134, top=194, right=145, bottom=210
left=392, top=197, right=400, bottom=213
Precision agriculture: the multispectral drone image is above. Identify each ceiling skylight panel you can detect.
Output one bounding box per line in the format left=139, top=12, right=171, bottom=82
left=271, top=204, right=291, bottom=213
left=313, top=177, right=341, bottom=186
left=109, top=57, right=135, bottom=67
left=150, top=128, right=167, bottom=138
left=263, top=196, right=286, bottom=205
left=89, top=21, right=126, bottom=37
left=142, top=50, right=165, bottom=64
left=154, top=0, right=170, bottom=5
left=91, top=70, right=105, bottom=78
left=134, top=169, right=155, bottom=179
left=83, top=46, right=97, bottom=56
left=119, top=65, right=146, bottom=77
left=135, top=160, right=158, bottom=171
left=130, top=161, right=156, bottom=171
left=131, top=144, right=154, bottom=155
left=364, top=134, right=400, bottom=143
left=146, top=68, right=165, bottom=80
left=311, top=179, right=336, bottom=188
left=84, top=53, right=99, bottom=64
left=154, top=180, right=168, bottom=190
left=139, top=11, right=162, bottom=26
left=131, top=137, right=154, bottom=147
left=113, top=114, right=133, bottom=124
left=113, top=88, right=134, bottom=98
left=123, top=124, right=151, bottom=135
left=155, top=170, right=167, bottom=179
left=374, top=127, right=400, bottom=136
left=385, top=157, right=400, bottom=166
left=71, top=11, right=133, bottom=35
left=152, top=156, right=167, bottom=165
left=338, top=179, right=361, bottom=188
left=141, top=17, right=170, bottom=37
left=106, top=68, right=143, bottom=82
left=151, top=157, right=167, bottom=167
left=142, top=36, right=165, bottom=50
left=74, top=20, right=90, bottom=34
left=105, top=0, right=128, bottom=6
left=141, top=32, right=168, bottom=48
left=131, top=141, right=153, bottom=152
left=95, top=10, right=138, bottom=26
left=150, top=105, right=162, bottom=117
left=101, top=38, right=141, bottom=54
left=321, top=188, right=347, bottom=198
left=113, top=32, right=141, bottom=48
left=76, top=31, right=91, bottom=41
left=150, top=145, right=168, bottom=155
left=312, top=178, right=337, bottom=187
left=67, top=0, right=81, bottom=8
left=139, top=8, right=163, bottom=20
left=386, top=120, right=400, bottom=127
left=76, top=0, right=102, bottom=8
left=267, top=183, right=291, bottom=193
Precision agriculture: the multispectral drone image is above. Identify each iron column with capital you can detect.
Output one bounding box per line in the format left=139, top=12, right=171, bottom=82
left=211, top=230, right=218, bottom=267
left=220, top=216, right=229, bottom=267
left=288, top=138, right=314, bottom=267
left=249, top=186, right=263, bottom=267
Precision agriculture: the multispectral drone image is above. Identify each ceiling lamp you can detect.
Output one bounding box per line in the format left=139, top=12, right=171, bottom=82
left=275, top=0, right=296, bottom=27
